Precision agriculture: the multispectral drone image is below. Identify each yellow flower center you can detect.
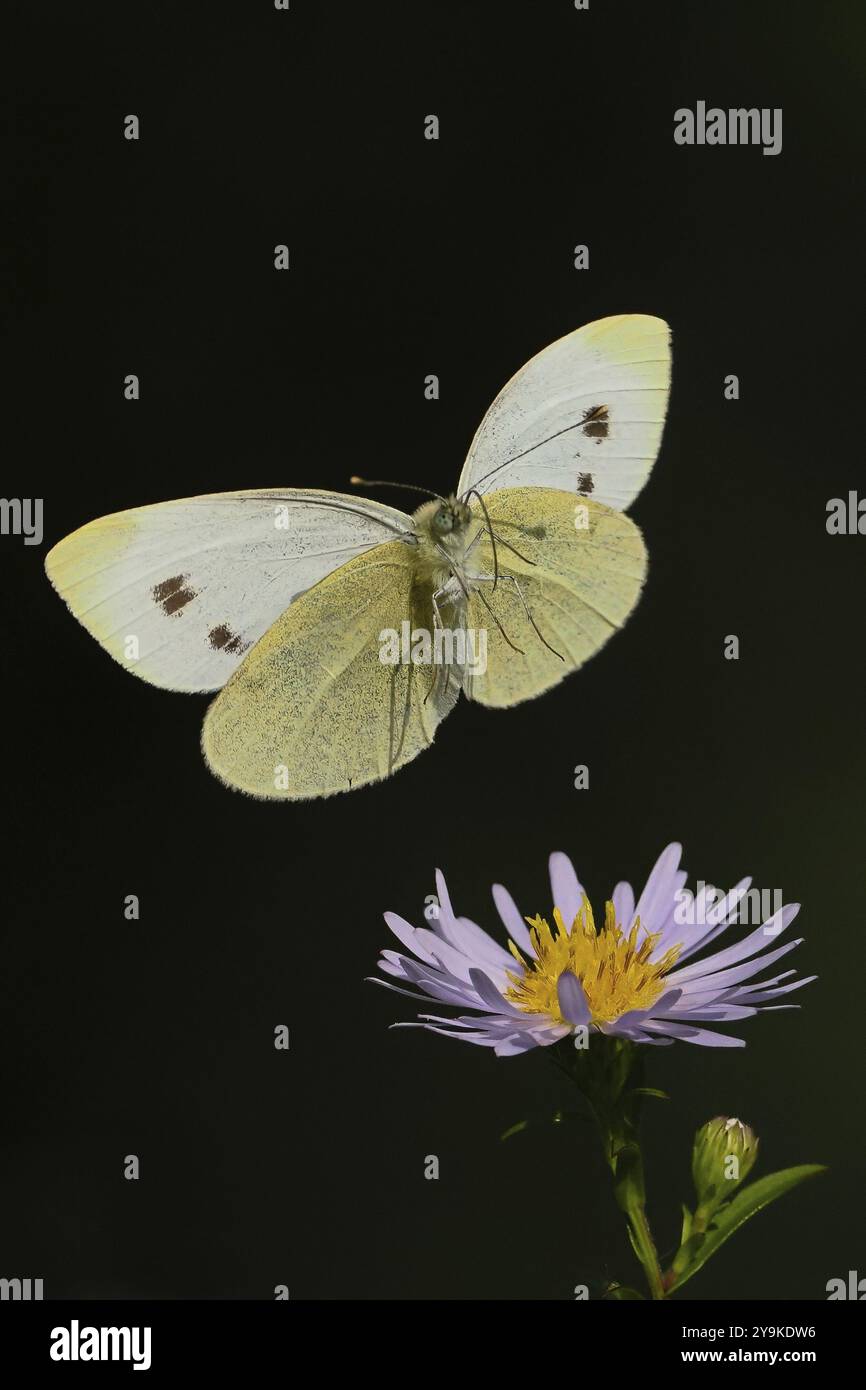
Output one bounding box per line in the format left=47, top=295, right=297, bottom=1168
left=504, top=898, right=682, bottom=1026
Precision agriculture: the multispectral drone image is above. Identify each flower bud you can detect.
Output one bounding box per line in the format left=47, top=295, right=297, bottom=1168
left=692, top=1116, right=759, bottom=1210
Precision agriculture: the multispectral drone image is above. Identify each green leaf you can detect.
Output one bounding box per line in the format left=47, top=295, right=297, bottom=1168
left=604, top=1283, right=645, bottom=1300
left=611, top=1136, right=642, bottom=1162
left=499, top=1119, right=530, bottom=1142
left=669, top=1164, right=826, bottom=1292
left=629, top=1087, right=671, bottom=1102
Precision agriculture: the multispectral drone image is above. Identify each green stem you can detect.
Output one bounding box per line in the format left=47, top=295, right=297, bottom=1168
left=551, top=1036, right=666, bottom=1300
left=665, top=1204, right=709, bottom=1291
left=597, top=1104, right=666, bottom=1300
left=621, top=1188, right=666, bottom=1301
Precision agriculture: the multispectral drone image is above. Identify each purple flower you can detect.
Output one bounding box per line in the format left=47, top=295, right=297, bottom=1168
left=369, top=843, right=815, bottom=1056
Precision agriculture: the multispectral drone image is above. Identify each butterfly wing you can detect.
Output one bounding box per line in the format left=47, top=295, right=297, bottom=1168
left=462, top=487, right=647, bottom=707
left=456, top=315, right=671, bottom=510
left=202, top=540, right=461, bottom=799
left=44, top=489, right=412, bottom=692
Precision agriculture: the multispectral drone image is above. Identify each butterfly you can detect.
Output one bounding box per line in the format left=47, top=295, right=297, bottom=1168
left=45, top=314, right=671, bottom=799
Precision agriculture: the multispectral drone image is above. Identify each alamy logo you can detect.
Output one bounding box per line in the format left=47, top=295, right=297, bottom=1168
left=50, top=1320, right=152, bottom=1371
left=379, top=621, right=487, bottom=676
left=674, top=881, right=783, bottom=927
left=0, top=1276, right=43, bottom=1299
left=826, top=492, right=866, bottom=534
left=826, top=1271, right=866, bottom=1299
left=0, top=497, right=43, bottom=545
left=674, top=103, right=782, bottom=156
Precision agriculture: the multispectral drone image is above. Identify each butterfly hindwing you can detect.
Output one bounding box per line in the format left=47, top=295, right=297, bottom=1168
left=201, top=540, right=462, bottom=799
left=462, top=487, right=647, bottom=707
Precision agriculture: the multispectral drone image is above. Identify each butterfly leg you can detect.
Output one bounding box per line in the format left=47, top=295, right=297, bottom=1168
left=424, top=590, right=447, bottom=706
left=458, top=574, right=525, bottom=657
left=424, top=584, right=462, bottom=706
left=391, top=660, right=417, bottom=768
left=466, top=573, right=565, bottom=661
left=462, top=525, right=486, bottom=564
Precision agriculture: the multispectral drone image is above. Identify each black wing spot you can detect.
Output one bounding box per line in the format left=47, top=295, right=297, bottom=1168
left=582, top=404, right=610, bottom=440
left=153, top=574, right=196, bottom=616
left=209, top=624, right=250, bottom=656
left=577, top=472, right=594, bottom=495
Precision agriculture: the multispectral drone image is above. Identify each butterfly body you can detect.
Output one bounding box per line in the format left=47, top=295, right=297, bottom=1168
left=409, top=497, right=475, bottom=587
left=46, top=315, right=672, bottom=798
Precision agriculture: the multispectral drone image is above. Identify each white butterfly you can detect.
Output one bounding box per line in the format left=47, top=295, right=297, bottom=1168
left=46, top=314, right=671, bottom=798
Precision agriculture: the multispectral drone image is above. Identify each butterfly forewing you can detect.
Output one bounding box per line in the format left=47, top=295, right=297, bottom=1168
left=457, top=315, right=671, bottom=511
left=44, top=489, right=411, bottom=692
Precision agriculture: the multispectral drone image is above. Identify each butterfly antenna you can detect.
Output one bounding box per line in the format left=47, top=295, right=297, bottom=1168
left=350, top=476, right=445, bottom=502
left=464, top=421, right=592, bottom=495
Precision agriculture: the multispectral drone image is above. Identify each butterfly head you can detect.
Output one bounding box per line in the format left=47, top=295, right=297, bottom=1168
left=413, top=495, right=471, bottom=541
left=411, top=496, right=474, bottom=584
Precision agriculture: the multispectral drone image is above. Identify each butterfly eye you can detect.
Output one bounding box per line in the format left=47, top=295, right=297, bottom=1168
left=433, top=509, right=453, bottom=533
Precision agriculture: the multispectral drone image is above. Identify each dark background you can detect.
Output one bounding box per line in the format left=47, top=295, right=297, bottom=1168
left=3, top=1, right=864, bottom=1300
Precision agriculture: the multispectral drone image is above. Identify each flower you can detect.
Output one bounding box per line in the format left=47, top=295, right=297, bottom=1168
left=369, top=843, right=815, bottom=1056
left=692, top=1116, right=759, bottom=1208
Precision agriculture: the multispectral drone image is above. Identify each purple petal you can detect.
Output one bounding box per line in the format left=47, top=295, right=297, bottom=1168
left=494, top=1034, right=546, bottom=1056
left=446, top=914, right=515, bottom=971
left=429, top=871, right=513, bottom=972
left=434, top=868, right=457, bottom=925
left=604, top=1021, right=676, bottom=1046
left=735, top=968, right=796, bottom=990
left=427, top=870, right=470, bottom=945
left=639, top=1019, right=746, bottom=1047
left=548, top=851, right=584, bottom=924
left=367, top=976, right=456, bottom=1005
left=671, top=937, right=805, bottom=994
left=557, top=971, right=591, bottom=1026
left=411, top=1024, right=500, bottom=1047
left=613, top=988, right=683, bottom=1033
left=673, top=878, right=753, bottom=961
left=491, top=883, right=536, bottom=956
left=666, top=904, right=801, bottom=985
left=412, top=927, right=497, bottom=983
left=726, top=975, right=817, bottom=1005
left=418, top=1012, right=518, bottom=1032
left=652, top=1004, right=758, bottom=1022
left=468, top=968, right=521, bottom=1014
left=611, top=880, right=635, bottom=927
left=633, top=843, right=683, bottom=934
left=398, top=959, right=488, bottom=1008
left=383, top=911, right=439, bottom=965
